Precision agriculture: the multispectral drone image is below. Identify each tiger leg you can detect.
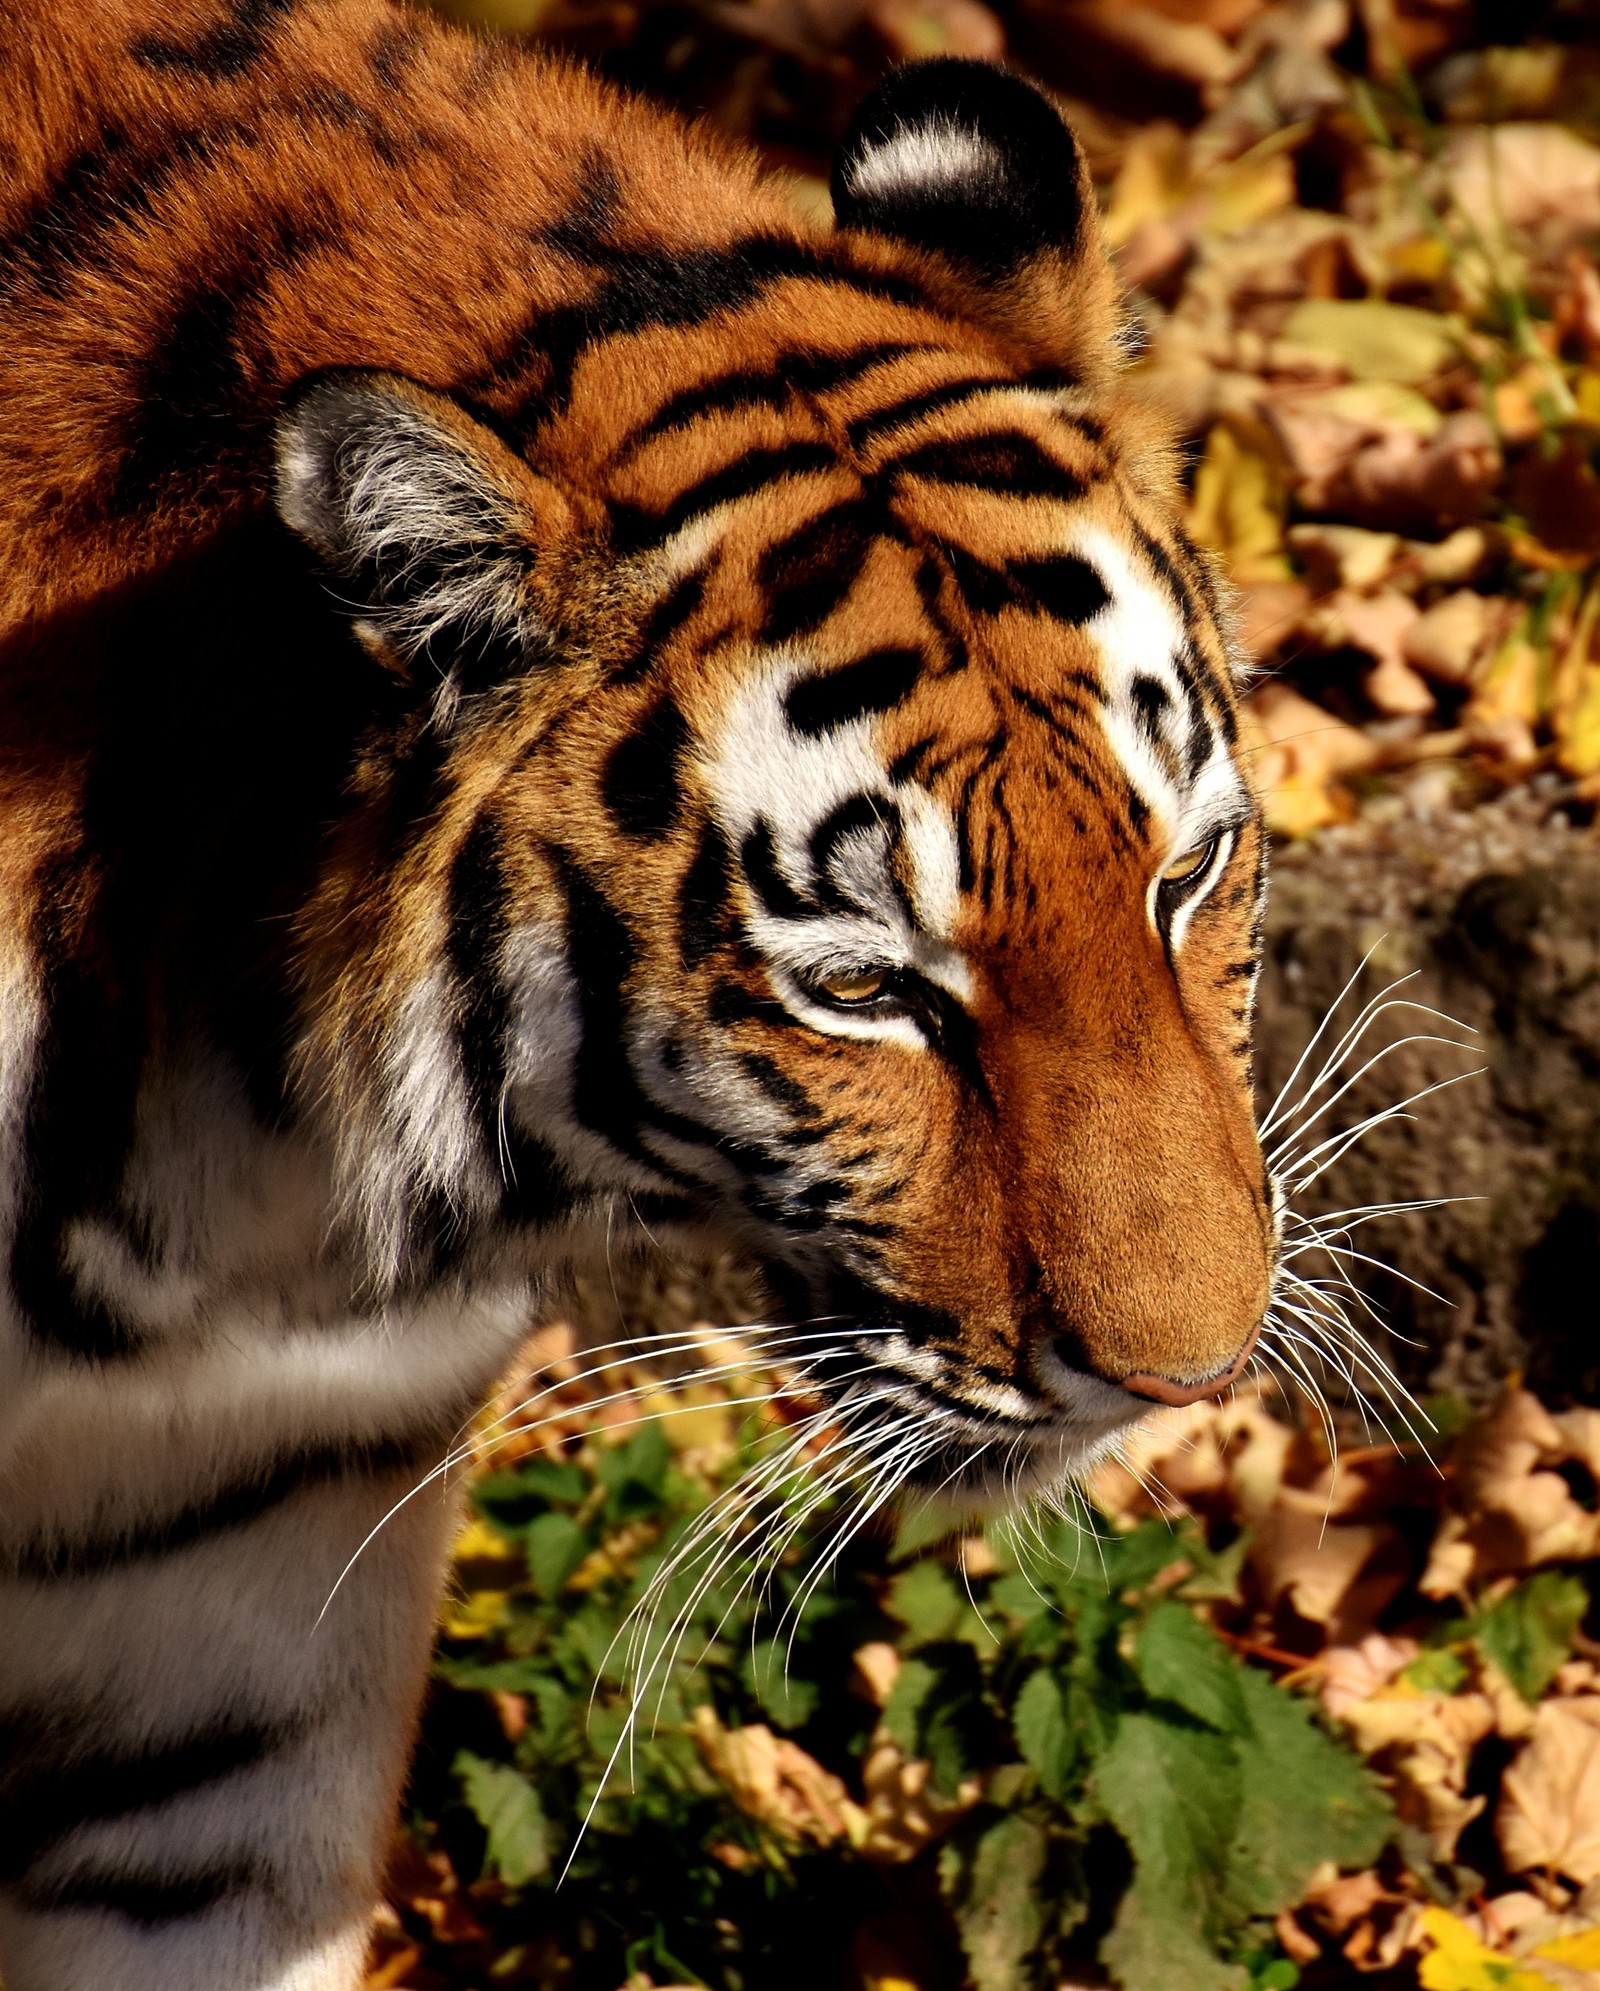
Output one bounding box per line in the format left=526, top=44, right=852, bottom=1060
left=0, top=1463, right=459, bottom=1991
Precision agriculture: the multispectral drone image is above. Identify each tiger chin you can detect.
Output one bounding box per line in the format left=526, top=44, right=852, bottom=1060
left=0, top=5, right=1276, bottom=1987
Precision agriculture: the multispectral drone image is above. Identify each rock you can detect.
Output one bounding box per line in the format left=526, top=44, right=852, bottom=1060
left=1256, top=787, right=1600, bottom=1408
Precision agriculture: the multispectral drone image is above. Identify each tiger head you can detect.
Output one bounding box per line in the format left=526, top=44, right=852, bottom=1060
left=276, top=59, right=1275, bottom=1501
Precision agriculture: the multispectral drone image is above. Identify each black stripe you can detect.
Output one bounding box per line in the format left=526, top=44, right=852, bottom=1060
left=629, top=344, right=934, bottom=450
left=446, top=813, right=574, bottom=1230
left=10, top=1424, right=460, bottom=1581
left=556, top=857, right=725, bottom=1173
left=846, top=377, right=1004, bottom=451
left=890, top=431, right=1084, bottom=505
left=602, top=696, right=690, bottom=839
left=1010, top=553, right=1109, bottom=625
left=809, top=794, right=896, bottom=913
left=482, top=240, right=923, bottom=426
left=0, top=121, right=254, bottom=305
left=619, top=565, right=708, bottom=683
left=679, top=824, right=738, bottom=970
left=740, top=822, right=814, bottom=922
left=111, top=204, right=344, bottom=517
left=131, top=0, right=298, bottom=79
left=613, top=441, right=835, bottom=552
left=20, top=1859, right=265, bottom=1925
left=783, top=648, right=922, bottom=737
left=758, top=500, right=878, bottom=644
left=0, top=1712, right=288, bottom=1886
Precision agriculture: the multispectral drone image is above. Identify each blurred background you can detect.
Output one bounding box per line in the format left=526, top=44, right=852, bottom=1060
left=362, top=5, right=1600, bottom=1988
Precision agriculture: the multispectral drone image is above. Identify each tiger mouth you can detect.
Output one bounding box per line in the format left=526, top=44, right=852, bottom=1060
left=766, top=1323, right=1153, bottom=1503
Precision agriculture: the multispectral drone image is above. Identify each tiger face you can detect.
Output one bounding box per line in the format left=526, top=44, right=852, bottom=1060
left=278, top=60, right=1274, bottom=1502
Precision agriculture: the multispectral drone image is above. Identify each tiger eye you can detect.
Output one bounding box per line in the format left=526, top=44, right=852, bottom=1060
left=817, top=969, right=889, bottom=1004
left=1160, top=844, right=1210, bottom=885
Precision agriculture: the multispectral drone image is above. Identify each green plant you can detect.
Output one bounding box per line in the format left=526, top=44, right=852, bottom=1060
left=398, top=1410, right=1393, bottom=1989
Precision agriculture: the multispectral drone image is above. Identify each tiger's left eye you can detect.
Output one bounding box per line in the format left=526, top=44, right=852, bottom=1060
left=1160, top=841, right=1213, bottom=886
left=815, top=968, right=889, bottom=1005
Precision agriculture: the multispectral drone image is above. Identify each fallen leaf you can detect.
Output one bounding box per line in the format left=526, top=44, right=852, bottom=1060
left=1271, top=399, right=1500, bottom=528
left=1289, top=520, right=1404, bottom=593
left=1416, top=1905, right=1556, bottom=1991
left=1241, top=682, right=1381, bottom=835
left=1498, top=1697, right=1600, bottom=1887
left=868, top=0, right=1005, bottom=61
left=1403, top=589, right=1496, bottom=684
left=1189, top=417, right=1292, bottom=583
left=1441, top=123, right=1600, bottom=238
left=1431, top=1388, right=1600, bottom=1584
left=692, top=1706, right=869, bottom=1848
left=1283, top=297, right=1463, bottom=384
left=858, top=1733, right=982, bottom=1861
left=1319, top=1631, right=1420, bottom=1718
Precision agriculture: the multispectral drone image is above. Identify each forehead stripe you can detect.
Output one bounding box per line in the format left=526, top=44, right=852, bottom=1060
left=614, top=439, right=836, bottom=551
left=783, top=646, right=922, bottom=736
left=891, top=429, right=1084, bottom=505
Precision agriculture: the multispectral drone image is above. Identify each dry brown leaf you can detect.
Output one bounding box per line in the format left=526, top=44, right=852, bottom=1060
left=868, top=0, right=1004, bottom=61
left=1241, top=682, right=1380, bottom=835
left=857, top=1735, right=982, bottom=1862
left=692, top=1706, right=868, bottom=1849
left=1270, top=397, right=1499, bottom=529
left=1252, top=1484, right=1406, bottom=1635
left=1555, top=251, right=1600, bottom=366
left=1427, top=1388, right=1600, bottom=1587
left=1233, top=577, right=1313, bottom=663
left=1320, top=1631, right=1420, bottom=1718
left=1498, top=1697, right=1600, bottom=1886
left=1402, top=589, right=1495, bottom=685
left=1288, top=521, right=1404, bottom=593
left=1442, top=123, right=1600, bottom=239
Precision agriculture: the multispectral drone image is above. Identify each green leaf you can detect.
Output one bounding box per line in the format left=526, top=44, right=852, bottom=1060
left=597, top=1420, right=671, bottom=1513
left=742, top=1640, right=819, bottom=1730
left=522, top=1513, right=590, bottom=1600
left=887, top=1562, right=966, bottom=1646
left=1403, top=1646, right=1472, bottom=1696
left=940, top=1813, right=1049, bottom=1991
left=883, top=1644, right=988, bottom=1797
left=1097, top=1711, right=1245, bottom=1987
left=1135, top=1601, right=1249, bottom=1736
left=1474, top=1571, right=1590, bottom=1703
left=1224, top=1667, right=1391, bottom=1920
left=453, top=1750, right=550, bottom=1885
left=1013, top=1668, right=1074, bottom=1800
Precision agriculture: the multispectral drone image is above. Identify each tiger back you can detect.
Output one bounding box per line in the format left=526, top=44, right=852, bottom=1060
left=0, top=8, right=1274, bottom=1988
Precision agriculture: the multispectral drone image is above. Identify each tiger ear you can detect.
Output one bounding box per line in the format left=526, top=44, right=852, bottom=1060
left=831, top=59, right=1119, bottom=382
left=274, top=370, right=576, bottom=723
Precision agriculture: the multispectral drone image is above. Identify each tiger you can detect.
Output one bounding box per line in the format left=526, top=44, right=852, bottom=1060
left=0, top=3, right=1277, bottom=1986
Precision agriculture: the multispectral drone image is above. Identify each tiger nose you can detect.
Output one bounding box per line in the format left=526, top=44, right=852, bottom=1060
left=1117, top=1321, right=1262, bottom=1407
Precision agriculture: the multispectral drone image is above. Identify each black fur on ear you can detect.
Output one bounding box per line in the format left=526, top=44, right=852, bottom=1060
left=275, top=370, right=575, bottom=721
left=831, top=59, right=1086, bottom=277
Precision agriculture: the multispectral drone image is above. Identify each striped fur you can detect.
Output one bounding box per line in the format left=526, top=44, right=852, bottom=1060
left=0, top=13, right=1274, bottom=1987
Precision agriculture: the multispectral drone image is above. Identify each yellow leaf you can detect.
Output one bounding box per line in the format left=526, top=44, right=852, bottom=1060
left=1188, top=421, right=1290, bottom=587
left=1283, top=298, right=1463, bottom=384
left=1417, top=1907, right=1554, bottom=1991
left=441, top=1587, right=510, bottom=1639
left=1102, top=124, right=1191, bottom=250
left=1577, top=372, right=1600, bottom=426
left=1534, top=1924, right=1600, bottom=1969
left=452, top=1516, right=513, bottom=1562
left=1552, top=584, right=1600, bottom=778
left=1207, top=149, right=1296, bottom=236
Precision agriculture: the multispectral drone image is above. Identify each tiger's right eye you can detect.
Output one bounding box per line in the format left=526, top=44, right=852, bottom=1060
left=815, top=968, right=889, bottom=1005
left=1160, top=842, right=1212, bottom=885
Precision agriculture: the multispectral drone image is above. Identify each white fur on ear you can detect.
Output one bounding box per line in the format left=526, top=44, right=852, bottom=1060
left=844, top=119, right=1007, bottom=205
left=275, top=372, right=537, bottom=716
